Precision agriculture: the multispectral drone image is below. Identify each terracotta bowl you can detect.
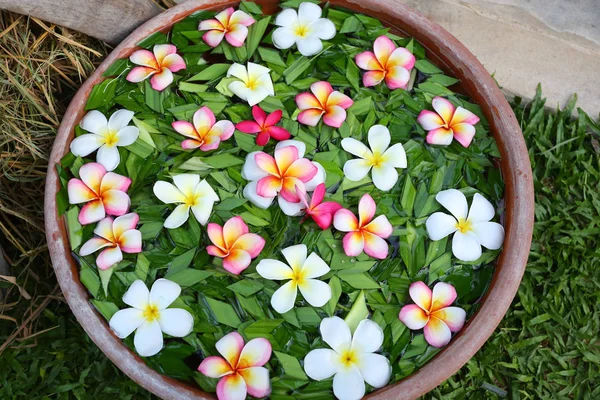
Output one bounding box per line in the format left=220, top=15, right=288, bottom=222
left=44, top=0, right=534, bottom=398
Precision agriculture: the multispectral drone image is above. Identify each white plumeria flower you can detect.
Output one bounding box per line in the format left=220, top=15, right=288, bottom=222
left=426, top=189, right=505, bottom=262
left=153, top=174, right=219, bottom=229
left=71, top=109, right=140, bottom=171
left=304, top=317, right=391, bottom=400
left=227, top=62, right=274, bottom=106
left=341, top=125, right=407, bottom=191
left=272, top=2, right=336, bottom=56
left=109, top=279, right=194, bottom=357
left=256, top=244, right=331, bottom=314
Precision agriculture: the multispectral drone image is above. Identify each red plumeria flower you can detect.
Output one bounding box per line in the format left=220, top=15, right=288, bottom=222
left=417, top=96, right=480, bottom=147
left=126, top=44, right=186, bottom=91
left=295, top=81, right=353, bottom=128
left=355, top=35, right=415, bottom=90
left=235, top=106, right=291, bottom=146
left=198, top=8, right=255, bottom=48
left=296, top=183, right=342, bottom=230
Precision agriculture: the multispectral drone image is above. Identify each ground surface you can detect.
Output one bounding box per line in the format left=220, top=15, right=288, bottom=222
left=0, top=11, right=599, bottom=400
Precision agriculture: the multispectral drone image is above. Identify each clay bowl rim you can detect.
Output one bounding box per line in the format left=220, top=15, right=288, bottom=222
left=44, top=0, right=534, bottom=399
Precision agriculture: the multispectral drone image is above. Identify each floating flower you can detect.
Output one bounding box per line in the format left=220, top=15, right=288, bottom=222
left=71, top=109, right=140, bottom=171
left=304, top=317, right=391, bottom=400
left=355, top=35, right=415, bottom=90
left=296, top=183, right=342, bottom=230
left=241, top=140, right=326, bottom=216
left=198, top=332, right=272, bottom=400
left=67, top=163, right=131, bottom=225
left=198, top=7, right=255, bottom=48
left=227, top=62, right=274, bottom=106
left=417, top=96, right=480, bottom=147
left=79, top=213, right=142, bottom=270
left=341, top=124, right=407, bottom=191
left=109, top=279, right=194, bottom=357
left=296, top=81, right=353, bottom=128
left=235, top=105, right=291, bottom=146
left=172, top=106, right=234, bottom=151
left=425, top=189, right=504, bottom=262
left=399, top=281, right=466, bottom=348
left=207, top=216, right=266, bottom=275
left=126, top=44, right=186, bottom=91
left=256, top=244, right=331, bottom=314
left=271, top=2, right=336, bottom=56
left=333, top=194, right=392, bottom=259
left=153, top=174, right=219, bottom=229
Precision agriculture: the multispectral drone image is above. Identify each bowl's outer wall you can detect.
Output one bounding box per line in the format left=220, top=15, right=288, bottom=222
left=44, top=1, right=534, bottom=399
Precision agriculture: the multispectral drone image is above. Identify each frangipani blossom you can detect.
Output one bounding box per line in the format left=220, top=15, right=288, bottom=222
left=256, top=244, right=331, bottom=314
left=241, top=140, right=326, bottom=216
left=296, top=81, right=353, bottom=128
left=297, top=183, right=342, bottom=230
left=198, top=332, right=272, bottom=400
left=172, top=106, right=234, bottom=151
left=68, top=162, right=131, bottom=225
left=355, top=35, right=415, bottom=89
left=109, top=279, right=194, bottom=357
left=417, top=96, right=480, bottom=148
left=207, top=216, right=266, bottom=275
left=426, top=189, right=504, bottom=262
left=235, top=105, right=291, bottom=146
left=304, top=317, right=391, bottom=400
left=71, top=109, right=139, bottom=171
left=126, top=44, right=186, bottom=91
left=272, top=2, right=336, bottom=56
left=227, top=62, right=274, bottom=106
left=79, top=213, right=142, bottom=270
left=341, top=124, right=407, bottom=191
left=153, top=174, right=219, bottom=229
left=399, top=281, right=466, bottom=348
left=198, top=8, right=255, bottom=48
left=333, top=194, right=392, bottom=259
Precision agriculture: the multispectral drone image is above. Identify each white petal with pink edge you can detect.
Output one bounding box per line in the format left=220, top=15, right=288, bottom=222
left=216, top=332, right=245, bottom=367
left=238, top=338, right=272, bottom=368
left=238, top=367, right=271, bottom=398
left=432, top=306, right=466, bottom=332
left=431, top=281, right=458, bottom=310
left=409, top=281, right=432, bottom=311
left=398, top=304, right=429, bottom=330
left=96, top=246, right=123, bottom=270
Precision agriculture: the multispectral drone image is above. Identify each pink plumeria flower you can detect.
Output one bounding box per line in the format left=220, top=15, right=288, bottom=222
left=207, top=216, right=266, bottom=275
left=126, top=44, right=186, bottom=91
left=304, top=317, right=391, bottom=400
left=198, top=332, right=272, bottom=400
left=296, top=183, right=342, bottom=230
left=67, top=162, right=131, bottom=225
left=399, top=281, right=466, bottom=348
left=417, top=96, right=480, bottom=147
left=71, top=110, right=139, bottom=171
left=241, top=140, right=326, bottom=216
left=79, top=213, right=142, bottom=270
left=109, top=279, right=194, bottom=357
left=235, top=105, right=291, bottom=146
left=296, top=81, right=353, bottom=128
left=172, top=106, right=234, bottom=151
left=333, top=194, right=393, bottom=259
left=198, top=7, right=255, bottom=48
left=355, top=35, right=415, bottom=90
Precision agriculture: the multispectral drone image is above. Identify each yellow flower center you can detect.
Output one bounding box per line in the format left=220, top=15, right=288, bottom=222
left=184, top=194, right=199, bottom=207
left=104, top=130, right=119, bottom=147
left=294, top=24, right=309, bottom=38
left=339, top=349, right=358, bottom=367
left=143, top=304, right=160, bottom=321
left=456, top=218, right=472, bottom=234
left=291, top=268, right=306, bottom=286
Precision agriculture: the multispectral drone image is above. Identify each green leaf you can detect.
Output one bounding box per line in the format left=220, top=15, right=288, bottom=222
left=167, top=269, right=214, bottom=287
left=245, top=17, right=271, bottom=59
left=166, top=249, right=196, bottom=277
left=65, top=207, right=82, bottom=251
left=227, top=279, right=264, bottom=296
left=274, top=351, right=309, bottom=380
left=414, top=59, right=443, bottom=74
left=188, top=64, right=231, bottom=81
left=144, top=80, right=164, bottom=113
left=345, top=290, right=368, bottom=333
left=91, top=300, right=119, bottom=320
left=324, top=276, right=342, bottom=316
left=205, top=297, right=242, bottom=328
left=99, top=266, right=115, bottom=296
left=84, top=79, right=118, bottom=110
left=338, top=272, right=380, bottom=289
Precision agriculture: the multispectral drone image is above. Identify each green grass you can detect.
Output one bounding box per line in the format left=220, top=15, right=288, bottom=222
left=1, top=11, right=599, bottom=400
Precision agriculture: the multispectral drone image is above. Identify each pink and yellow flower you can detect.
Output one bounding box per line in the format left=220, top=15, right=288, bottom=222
left=417, top=96, right=480, bottom=147
left=172, top=106, right=234, bottom=151
left=333, top=194, right=393, bottom=259
left=198, top=332, right=272, bottom=400
left=295, top=81, right=353, bottom=128
left=198, top=8, right=255, bottom=48
left=79, top=213, right=142, bottom=270
left=207, top=216, right=266, bottom=275
left=235, top=105, right=291, bottom=146
left=355, top=35, right=415, bottom=90
left=398, top=281, right=466, bottom=348
left=126, top=44, right=186, bottom=91
left=68, top=162, right=131, bottom=225
left=296, top=183, right=342, bottom=230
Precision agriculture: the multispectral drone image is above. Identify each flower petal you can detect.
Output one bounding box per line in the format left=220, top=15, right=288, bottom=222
left=382, top=143, right=407, bottom=168
left=409, top=281, right=432, bottom=311
left=242, top=151, right=270, bottom=181
left=286, top=158, right=318, bottom=182
left=108, top=109, right=134, bottom=132
left=352, top=319, right=384, bottom=353
left=198, top=356, right=233, bottom=378
left=387, top=47, right=415, bottom=69
left=256, top=175, right=282, bottom=198
left=214, top=7, right=234, bottom=26
left=278, top=195, right=305, bottom=216
left=327, top=91, right=353, bottom=109
left=164, top=204, right=190, bottom=229
left=436, top=189, right=468, bottom=221
left=310, top=81, right=333, bottom=106
left=297, top=109, right=324, bottom=126
left=452, top=123, right=476, bottom=148
left=70, top=134, right=103, bottom=157
left=472, top=221, right=505, bottom=250
left=150, top=68, right=173, bottom=91
left=97, top=145, right=120, bottom=171
left=175, top=174, right=201, bottom=194
left=385, top=65, right=410, bottom=89
left=101, top=172, right=131, bottom=192
left=109, top=308, right=144, bottom=338
left=172, top=121, right=198, bottom=139
left=227, top=63, right=249, bottom=81
left=398, top=304, right=429, bottom=330
left=68, top=179, right=97, bottom=204
left=112, top=211, right=138, bottom=236
left=270, top=281, right=298, bottom=314
left=358, top=353, right=391, bottom=389
left=432, top=97, right=455, bottom=124
left=238, top=337, right=272, bottom=369
left=191, top=201, right=215, bottom=226
left=223, top=249, right=252, bottom=275
left=333, top=364, right=365, bottom=400
left=363, top=215, right=393, bottom=238
left=333, top=209, right=358, bottom=232
left=467, top=193, right=495, bottom=223
left=158, top=308, right=193, bottom=337
left=304, top=161, right=326, bottom=191
left=203, top=30, right=226, bottom=47
left=238, top=367, right=271, bottom=398
left=298, top=278, right=331, bottom=308
left=217, top=373, right=247, bottom=400
left=450, top=106, right=480, bottom=126
left=230, top=10, right=255, bottom=26
left=341, top=138, right=371, bottom=159
left=452, top=231, right=482, bottom=262
left=129, top=49, right=157, bottom=68
left=79, top=237, right=111, bottom=256
left=281, top=244, right=306, bottom=272
left=134, top=320, right=163, bottom=357
left=320, top=316, right=352, bottom=353
left=119, top=230, right=142, bottom=253
left=295, top=92, right=321, bottom=111
left=122, top=279, right=150, bottom=309
left=79, top=199, right=106, bottom=225
left=93, top=216, right=114, bottom=241
left=153, top=181, right=185, bottom=204
left=153, top=44, right=177, bottom=64
left=182, top=139, right=202, bottom=149
left=431, top=306, right=466, bottom=332
left=431, top=281, right=458, bottom=311
left=256, top=259, right=294, bottom=280
left=243, top=181, right=275, bottom=209
left=79, top=110, right=108, bottom=134
left=102, top=189, right=130, bottom=216
left=96, top=246, right=123, bottom=270
left=367, top=124, right=390, bottom=154
left=302, top=252, right=330, bottom=279
left=150, top=278, right=181, bottom=310
left=162, top=54, right=186, bottom=73
left=193, top=106, right=216, bottom=132
left=424, top=317, right=452, bottom=348
left=363, top=70, right=385, bottom=87
left=275, top=8, right=298, bottom=27
left=220, top=216, right=247, bottom=247
left=417, top=110, right=445, bottom=130
left=207, top=245, right=228, bottom=258
left=254, top=152, right=279, bottom=176
left=371, top=164, right=399, bottom=191
left=198, top=18, right=223, bottom=31
left=266, top=126, right=290, bottom=141
left=373, top=35, right=396, bottom=66
left=216, top=331, right=245, bottom=367
left=126, top=66, right=156, bottom=83
left=363, top=232, right=389, bottom=259
left=355, top=51, right=381, bottom=71
left=232, top=233, right=265, bottom=258
left=358, top=194, right=376, bottom=226
left=426, top=212, right=458, bottom=240
left=225, top=24, right=249, bottom=47
left=322, top=105, right=346, bottom=128
left=298, top=1, right=322, bottom=24
left=272, top=26, right=297, bottom=50
left=426, top=127, right=454, bottom=146
left=304, top=348, right=338, bottom=380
